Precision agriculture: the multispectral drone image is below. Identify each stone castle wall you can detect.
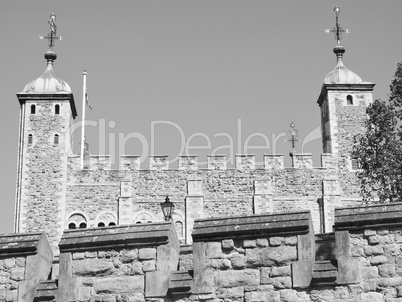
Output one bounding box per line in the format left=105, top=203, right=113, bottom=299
left=65, top=153, right=362, bottom=243
left=2, top=203, right=402, bottom=302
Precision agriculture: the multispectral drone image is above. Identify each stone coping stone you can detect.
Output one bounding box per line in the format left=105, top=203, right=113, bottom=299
left=0, top=232, right=47, bottom=257
left=192, top=211, right=311, bottom=242
left=59, top=222, right=179, bottom=252
left=335, top=203, right=402, bottom=230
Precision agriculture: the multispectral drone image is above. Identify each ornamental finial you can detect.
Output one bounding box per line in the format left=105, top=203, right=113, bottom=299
left=325, top=6, right=349, bottom=46
left=39, top=13, right=62, bottom=51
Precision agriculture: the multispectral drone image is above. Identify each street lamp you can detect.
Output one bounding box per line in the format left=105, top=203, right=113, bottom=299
left=160, top=196, right=175, bottom=221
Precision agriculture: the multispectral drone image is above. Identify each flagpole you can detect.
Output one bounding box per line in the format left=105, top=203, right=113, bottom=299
left=80, top=70, right=87, bottom=169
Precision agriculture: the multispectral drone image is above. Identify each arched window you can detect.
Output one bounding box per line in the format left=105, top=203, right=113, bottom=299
left=55, top=104, right=60, bottom=115
left=347, top=95, right=353, bottom=105
left=98, top=222, right=105, bottom=227
left=30, top=104, right=36, bottom=114
left=28, top=134, right=33, bottom=146
left=54, top=134, right=59, bottom=145
left=175, top=221, right=184, bottom=238
left=67, top=213, right=87, bottom=230
left=109, top=222, right=116, bottom=226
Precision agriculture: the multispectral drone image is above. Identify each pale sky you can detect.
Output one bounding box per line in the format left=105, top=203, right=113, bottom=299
left=1, top=1, right=401, bottom=233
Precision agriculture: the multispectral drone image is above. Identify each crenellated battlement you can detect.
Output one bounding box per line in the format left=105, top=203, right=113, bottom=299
left=68, top=153, right=338, bottom=171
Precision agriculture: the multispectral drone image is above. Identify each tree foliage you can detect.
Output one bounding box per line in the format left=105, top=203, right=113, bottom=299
left=352, top=61, right=402, bottom=202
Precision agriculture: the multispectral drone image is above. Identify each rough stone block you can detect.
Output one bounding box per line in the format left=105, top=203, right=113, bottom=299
left=222, top=239, right=234, bottom=250
left=145, top=270, right=170, bottom=298
left=292, top=261, right=313, bottom=288
left=77, top=287, right=92, bottom=302
left=193, top=267, right=213, bottom=294
left=335, top=230, right=351, bottom=258
left=337, top=257, right=361, bottom=284
left=138, top=248, right=156, bottom=260
left=142, top=260, right=156, bottom=272
left=17, top=280, right=38, bottom=302
left=246, top=246, right=296, bottom=267
left=371, top=256, right=388, bottom=266
left=192, top=242, right=205, bottom=270
left=364, top=246, right=384, bottom=256
left=230, top=254, right=245, bottom=269
left=93, top=276, right=144, bottom=294
left=156, top=244, right=179, bottom=272
left=215, top=269, right=260, bottom=288
left=246, top=290, right=280, bottom=302
left=269, top=237, right=283, bottom=247
left=205, top=242, right=222, bottom=259
left=73, top=259, right=115, bottom=276
left=57, top=277, right=78, bottom=302
left=10, top=268, right=24, bottom=281
left=361, top=292, right=384, bottom=302
left=59, top=253, right=72, bottom=277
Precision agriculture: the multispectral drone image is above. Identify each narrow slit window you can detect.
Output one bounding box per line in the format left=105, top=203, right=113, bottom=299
left=351, top=158, right=360, bottom=170
left=54, top=134, right=59, bottom=145
left=347, top=95, right=353, bottom=105
left=31, top=104, right=36, bottom=114
left=28, top=134, right=33, bottom=146
left=55, top=104, right=60, bottom=115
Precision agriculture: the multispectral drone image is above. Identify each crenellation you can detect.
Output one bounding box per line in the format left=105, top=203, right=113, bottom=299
left=207, top=155, right=226, bottom=170
left=119, top=155, right=140, bottom=171
left=89, top=155, right=112, bottom=170
left=292, top=153, right=313, bottom=168
left=179, top=155, right=198, bottom=171
left=149, top=155, right=169, bottom=170
left=321, top=153, right=336, bottom=169
left=235, top=154, right=255, bottom=170
left=264, top=154, right=284, bottom=169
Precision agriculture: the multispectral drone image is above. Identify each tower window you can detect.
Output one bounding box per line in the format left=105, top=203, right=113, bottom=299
left=55, top=104, right=60, bottom=115
left=98, top=222, right=105, bottom=227
left=347, top=95, right=353, bottom=105
left=31, top=104, right=36, bottom=114
left=28, top=134, right=33, bottom=146
left=54, top=134, right=59, bottom=145
left=109, top=222, right=116, bottom=226
left=68, top=223, right=76, bottom=229
left=79, top=222, right=87, bottom=229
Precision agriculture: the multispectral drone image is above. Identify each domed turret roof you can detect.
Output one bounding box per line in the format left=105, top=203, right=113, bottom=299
left=324, top=45, right=363, bottom=84
left=21, top=51, right=71, bottom=94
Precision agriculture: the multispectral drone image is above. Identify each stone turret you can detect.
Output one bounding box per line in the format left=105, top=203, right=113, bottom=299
left=15, top=49, right=76, bottom=253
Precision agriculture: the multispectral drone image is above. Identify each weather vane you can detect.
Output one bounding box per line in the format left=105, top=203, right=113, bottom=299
left=325, top=6, right=349, bottom=45
left=286, top=122, right=300, bottom=155
left=39, top=13, right=62, bottom=50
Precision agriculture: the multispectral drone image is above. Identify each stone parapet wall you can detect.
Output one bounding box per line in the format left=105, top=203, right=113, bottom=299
left=57, top=222, right=180, bottom=301
left=0, top=232, right=53, bottom=302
